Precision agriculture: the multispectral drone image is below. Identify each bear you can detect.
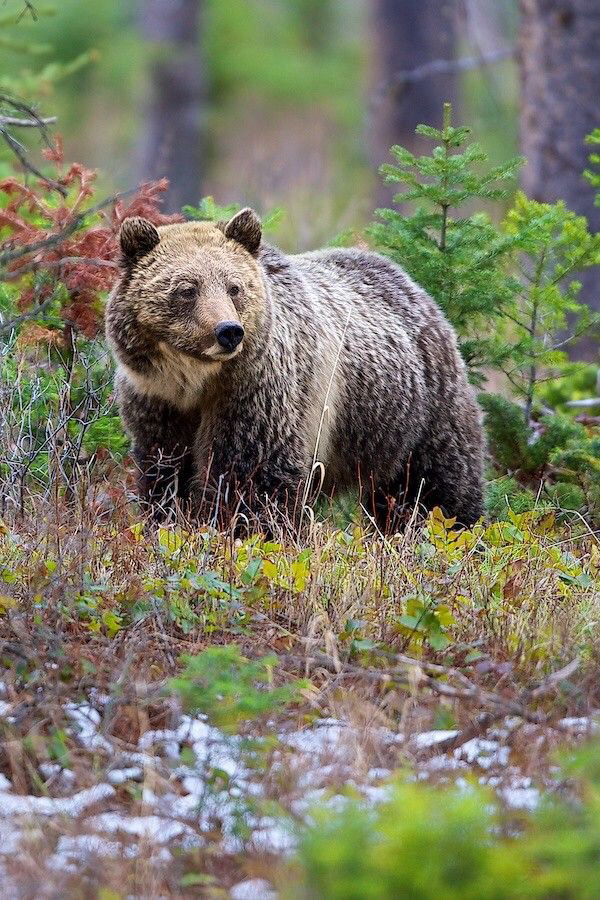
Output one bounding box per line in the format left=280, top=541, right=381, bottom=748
left=105, top=208, right=485, bottom=532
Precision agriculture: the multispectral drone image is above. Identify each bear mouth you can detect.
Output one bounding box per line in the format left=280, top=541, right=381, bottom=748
left=201, top=343, right=243, bottom=362
left=174, top=345, right=242, bottom=364
left=158, top=339, right=243, bottom=366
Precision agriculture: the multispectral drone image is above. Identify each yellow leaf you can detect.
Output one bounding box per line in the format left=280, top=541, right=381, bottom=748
left=436, top=605, right=456, bottom=627
left=535, top=512, right=556, bottom=534
left=0, top=595, right=16, bottom=613
left=262, top=560, right=278, bottom=580
left=129, top=522, right=144, bottom=542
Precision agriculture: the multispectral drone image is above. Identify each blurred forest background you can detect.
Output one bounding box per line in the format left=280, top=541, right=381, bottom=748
left=1, top=0, right=597, bottom=307
left=0, top=0, right=593, bottom=239
left=3, top=0, right=598, bottom=323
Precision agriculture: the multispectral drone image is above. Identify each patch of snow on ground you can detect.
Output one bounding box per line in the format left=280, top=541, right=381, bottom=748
left=230, top=879, right=277, bottom=900
left=65, top=703, right=113, bottom=753
left=0, top=697, right=595, bottom=882
left=0, top=783, right=115, bottom=817
left=456, top=738, right=510, bottom=769
left=85, top=812, right=194, bottom=843
left=413, top=729, right=459, bottom=749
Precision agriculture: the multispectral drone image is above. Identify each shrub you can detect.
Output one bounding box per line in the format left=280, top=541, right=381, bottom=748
left=289, top=742, right=600, bottom=900
left=480, top=393, right=600, bottom=521
left=168, top=644, right=304, bottom=732
left=0, top=137, right=182, bottom=497
left=501, top=191, right=599, bottom=425
left=370, top=106, right=599, bottom=523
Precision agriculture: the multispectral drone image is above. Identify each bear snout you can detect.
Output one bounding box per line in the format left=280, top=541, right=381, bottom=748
left=215, top=321, right=245, bottom=353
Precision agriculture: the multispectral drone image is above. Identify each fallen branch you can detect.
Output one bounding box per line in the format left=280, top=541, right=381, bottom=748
left=286, top=650, right=580, bottom=741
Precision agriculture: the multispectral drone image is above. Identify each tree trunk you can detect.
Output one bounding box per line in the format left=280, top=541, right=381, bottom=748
left=519, top=0, right=600, bottom=355
left=137, top=0, right=204, bottom=214
left=370, top=0, right=458, bottom=207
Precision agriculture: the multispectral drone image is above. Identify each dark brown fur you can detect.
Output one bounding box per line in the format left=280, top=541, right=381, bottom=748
left=106, top=210, right=485, bottom=530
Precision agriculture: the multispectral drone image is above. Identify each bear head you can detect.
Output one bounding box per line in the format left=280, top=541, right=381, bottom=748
left=106, top=208, right=267, bottom=389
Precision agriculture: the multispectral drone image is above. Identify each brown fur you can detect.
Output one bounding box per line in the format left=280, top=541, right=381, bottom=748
left=105, top=209, right=485, bottom=530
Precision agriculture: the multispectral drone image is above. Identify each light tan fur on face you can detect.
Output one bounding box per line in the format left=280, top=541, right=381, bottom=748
left=110, top=221, right=265, bottom=409
left=193, top=290, right=241, bottom=351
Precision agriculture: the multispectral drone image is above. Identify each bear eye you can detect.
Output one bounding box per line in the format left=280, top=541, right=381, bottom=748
left=228, top=284, right=241, bottom=299
left=175, top=283, right=197, bottom=302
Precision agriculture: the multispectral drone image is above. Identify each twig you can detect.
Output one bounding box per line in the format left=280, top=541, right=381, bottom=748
left=0, top=291, right=56, bottom=336
left=17, top=1, right=38, bottom=22
left=0, top=95, right=54, bottom=144
left=0, top=94, right=64, bottom=194
left=567, top=398, right=600, bottom=409
left=390, top=47, right=515, bottom=91
left=285, top=650, right=580, bottom=739
left=6, top=256, right=119, bottom=280
left=0, top=127, right=67, bottom=197
left=531, top=657, right=580, bottom=698
left=0, top=116, right=56, bottom=128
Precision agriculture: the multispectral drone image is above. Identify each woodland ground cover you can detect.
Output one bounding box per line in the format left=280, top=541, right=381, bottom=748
left=0, top=494, right=599, bottom=895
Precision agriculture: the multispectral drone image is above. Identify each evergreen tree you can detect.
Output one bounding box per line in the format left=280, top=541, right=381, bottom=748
left=368, top=103, right=524, bottom=382
left=502, top=192, right=600, bottom=425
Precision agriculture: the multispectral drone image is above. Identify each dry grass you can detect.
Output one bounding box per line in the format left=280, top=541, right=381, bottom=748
left=0, top=476, right=598, bottom=894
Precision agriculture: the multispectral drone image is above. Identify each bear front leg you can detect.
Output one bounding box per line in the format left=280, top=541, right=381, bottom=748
left=117, top=382, right=198, bottom=520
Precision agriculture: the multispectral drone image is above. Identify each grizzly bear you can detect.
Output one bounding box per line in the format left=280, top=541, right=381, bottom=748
left=105, top=208, right=484, bottom=531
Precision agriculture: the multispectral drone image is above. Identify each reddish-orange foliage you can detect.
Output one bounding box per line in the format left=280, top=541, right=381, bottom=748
left=0, top=138, right=183, bottom=338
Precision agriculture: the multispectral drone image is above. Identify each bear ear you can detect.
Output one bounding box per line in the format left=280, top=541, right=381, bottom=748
left=119, top=217, right=160, bottom=264
left=223, top=207, right=262, bottom=256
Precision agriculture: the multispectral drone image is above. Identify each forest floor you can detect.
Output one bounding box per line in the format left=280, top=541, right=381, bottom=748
left=0, top=489, right=599, bottom=897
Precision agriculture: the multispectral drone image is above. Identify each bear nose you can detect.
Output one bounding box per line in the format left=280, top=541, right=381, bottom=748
left=215, top=321, right=244, bottom=352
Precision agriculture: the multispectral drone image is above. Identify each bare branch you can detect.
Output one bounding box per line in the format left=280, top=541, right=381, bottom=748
left=6, top=256, right=119, bottom=281
left=17, top=2, right=38, bottom=22
left=0, top=115, right=57, bottom=128
left=567, top=397, right=600, bottom=409
left=390, top=47, right=515, bottom=92
left=0, top=126, right=67, bottom=197
left=0, top=291, right=57, bottom=336
left=286, top=649, right=580, bottom=739
left=0, top=96, right=57, bottom=148
left=0, top=94, right=64, bottom=194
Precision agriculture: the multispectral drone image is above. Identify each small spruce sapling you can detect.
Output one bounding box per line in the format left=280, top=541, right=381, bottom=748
left=168, top=645, right=304, bottom=733
left=369, top=102, right=524, bottom=382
